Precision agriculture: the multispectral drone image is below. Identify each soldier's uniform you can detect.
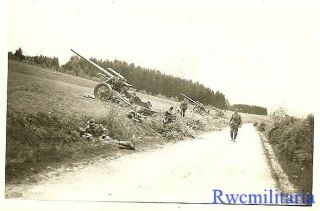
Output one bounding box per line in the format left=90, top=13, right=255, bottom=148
left=82, top=119, right=109, bottom=141
left=127, top=110, right=143, bottom=123
left=180, top=99, right=188, bottom=117
left=112, top=78, right=125, bottom=94
left=229, top=111, right=242, bottom=141
left=80, top=119, right=135, bottom=150
left=164, top=107, right=175, bottom=124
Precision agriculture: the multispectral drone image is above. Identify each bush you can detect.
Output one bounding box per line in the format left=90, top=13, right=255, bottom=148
left=265, top=113, right=314, bottom=193
left=5, top=111, right=111, bottom=182
left=162, top=118, right=194, bottom=140
left=258, top=122, right=266, bottom=131
left=98, top=108, right=142, bottom=142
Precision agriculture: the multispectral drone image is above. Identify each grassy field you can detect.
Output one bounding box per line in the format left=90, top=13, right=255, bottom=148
left=6, top=60, right=268, bottom=184
left=7, top=61, right=106, bottom=118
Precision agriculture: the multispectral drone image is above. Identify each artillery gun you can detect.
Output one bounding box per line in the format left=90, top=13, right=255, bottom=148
left=180, top=93, right=209, bottom=114
left=71, top=49, right=151, bottom=108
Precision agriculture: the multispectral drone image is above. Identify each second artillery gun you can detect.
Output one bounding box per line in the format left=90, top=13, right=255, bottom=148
left=180, top=93, right=209, bottom=114
left=71, top=49, right=151, bottom=109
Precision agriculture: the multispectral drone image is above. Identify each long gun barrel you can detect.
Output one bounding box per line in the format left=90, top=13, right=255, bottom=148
left=71, top=49, right=115, bottom=79
left=107, top=68, right=126, bottom=81
left=180, top=93, right=203, bottom=107
left=195, top=100, right=205, bottom=107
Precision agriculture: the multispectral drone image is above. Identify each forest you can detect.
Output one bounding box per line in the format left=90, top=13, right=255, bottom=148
left=231, top=104, right=268, bottom=115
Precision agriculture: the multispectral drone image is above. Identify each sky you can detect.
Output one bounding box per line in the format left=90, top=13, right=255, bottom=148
left=7, top=0, right=319, bottom=116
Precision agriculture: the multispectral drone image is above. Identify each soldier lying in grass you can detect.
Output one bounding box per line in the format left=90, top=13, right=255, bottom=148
left=78, top=119, right=135, bottom=150
left=127, top=106, right=149, bottom=122
left=164, top=106, right=176, bottom=124
left=127, top=110, right=143, bottom=123
left=79, top=119, right=108, bottom=141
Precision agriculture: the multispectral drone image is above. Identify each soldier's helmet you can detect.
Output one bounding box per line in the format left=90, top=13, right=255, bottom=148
left=88, top=119, right=95, bottom=124
left=127, top=111, right=135, bottom=119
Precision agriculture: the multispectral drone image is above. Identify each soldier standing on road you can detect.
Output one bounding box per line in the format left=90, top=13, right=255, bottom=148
left=180, top=98, right=188, bottom=117
left=229, top=109, right=242, bottom=142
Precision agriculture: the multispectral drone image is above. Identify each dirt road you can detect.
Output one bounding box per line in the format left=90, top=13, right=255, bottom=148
left=6, top=124, right=277, bottom=203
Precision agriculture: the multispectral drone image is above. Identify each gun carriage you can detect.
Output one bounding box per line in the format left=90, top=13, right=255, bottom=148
left=71, top=49, right=151, bottom=109
left=180, top=93, right=209, bottom=114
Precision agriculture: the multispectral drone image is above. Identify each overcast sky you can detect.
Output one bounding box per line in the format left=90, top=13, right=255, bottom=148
left=8, top=0, right=319, bottom=116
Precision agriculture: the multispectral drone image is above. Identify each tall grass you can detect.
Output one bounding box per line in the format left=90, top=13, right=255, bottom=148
left=6, top=108, right=199, bottom=182
left=5, top=109, right=136, bottom=182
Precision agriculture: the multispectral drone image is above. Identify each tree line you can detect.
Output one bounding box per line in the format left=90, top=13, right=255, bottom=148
left=231, top=104, right=268, bottom=115
left=8, top=48, right=60, bottom=71
left=62, top=55, right=229, bottom=109
left=8, top=47, right=268, bottom=114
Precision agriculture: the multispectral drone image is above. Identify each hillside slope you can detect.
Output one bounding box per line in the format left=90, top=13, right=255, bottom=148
left=6, top=60, right=232, bottom=183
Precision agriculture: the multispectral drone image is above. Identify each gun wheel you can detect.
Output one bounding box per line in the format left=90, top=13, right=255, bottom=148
left=94, top=83, right=113, bottom=101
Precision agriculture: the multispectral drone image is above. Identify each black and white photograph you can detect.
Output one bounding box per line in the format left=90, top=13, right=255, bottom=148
left=1, top=0, right=318, bottom=210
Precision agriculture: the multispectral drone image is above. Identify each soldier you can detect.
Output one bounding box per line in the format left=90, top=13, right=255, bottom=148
left=80, top=119, right=109, bottom=142
left=146, top=101, right=152, bottom=109
left=127, top=107, right=145, bottom=123
left=110, top=77, right=125, bottom=94
left=129, top=92, right=140, bottom=104
left=164, top=106, right=175, bottom=124
left=180, top=98, right=188, bottom=117
left=229, top=109, right=242, bottom=142
left=129, top=93, right=136, bottom=104
left=79, top=119, right=135, bottom=150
